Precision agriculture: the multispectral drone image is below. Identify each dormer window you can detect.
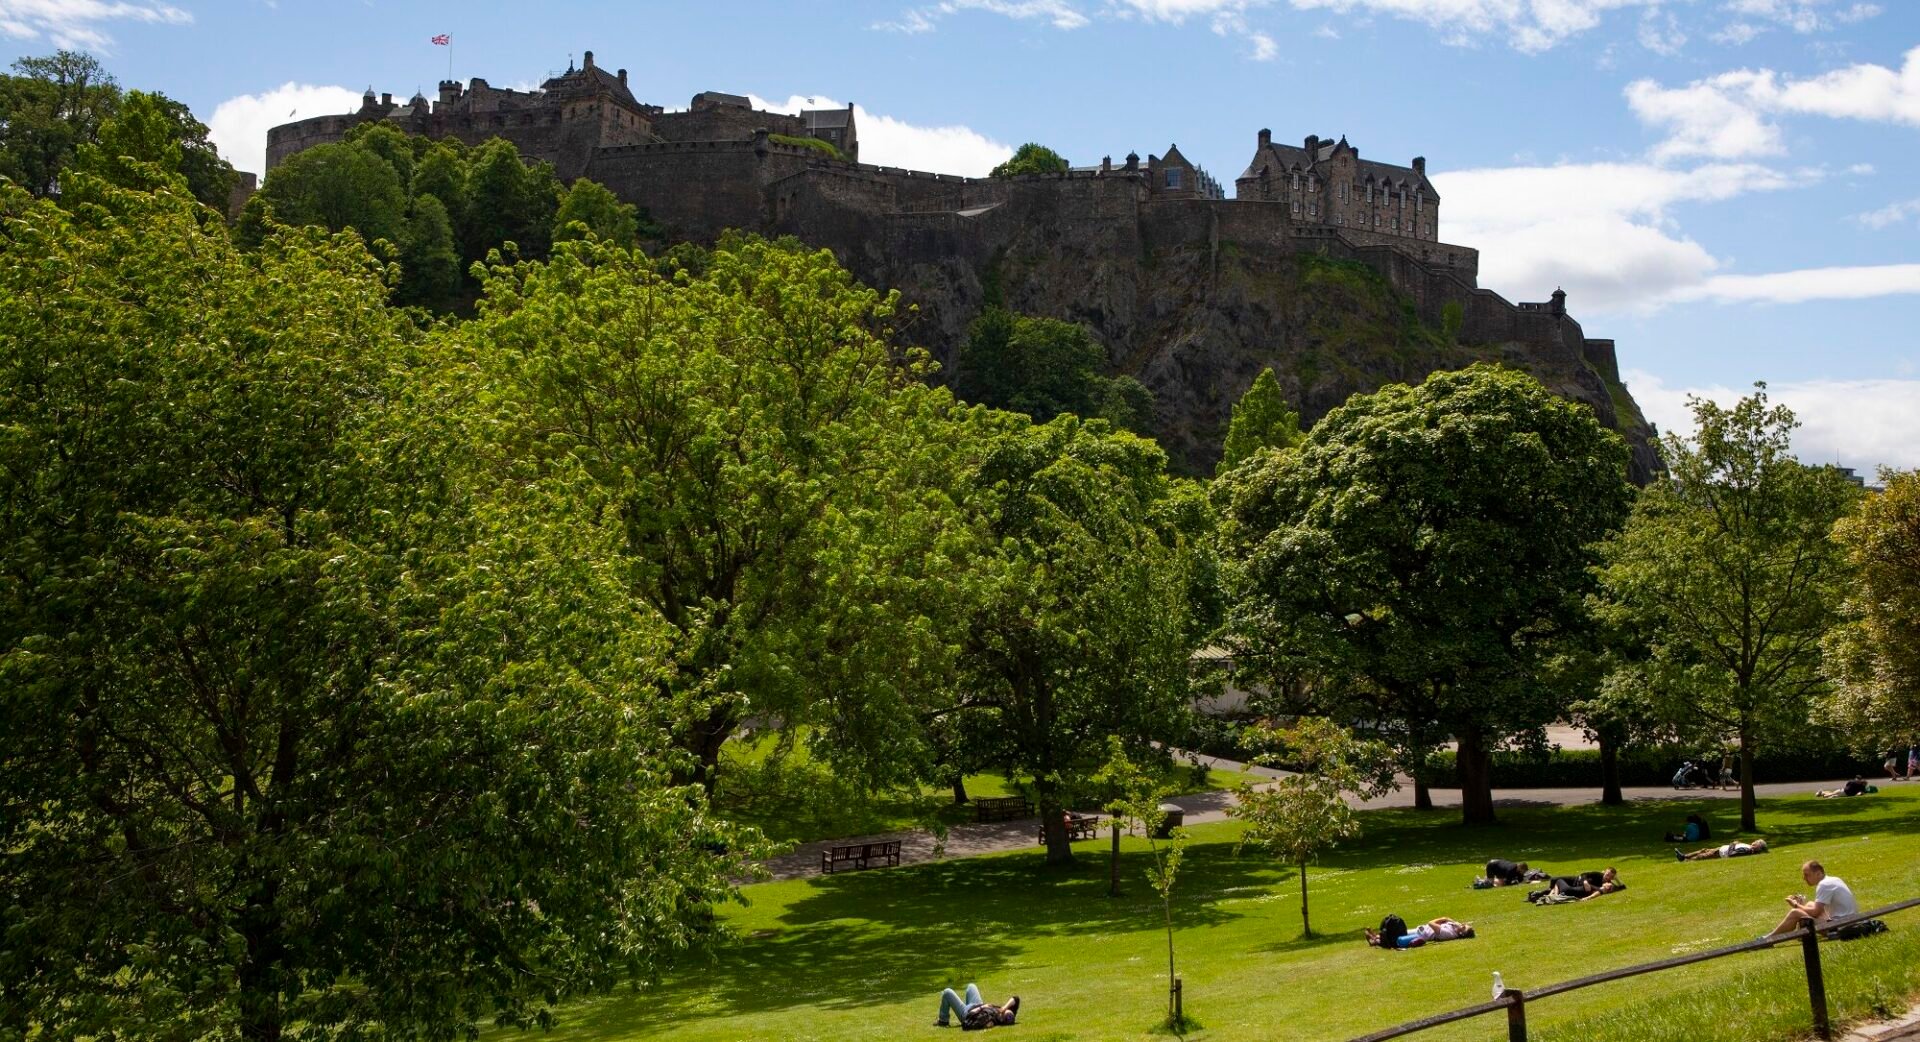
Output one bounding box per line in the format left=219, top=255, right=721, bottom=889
left=1291, top=172, right=1300, bottom=191
left=1166, top=168, right=1182, bottom=189
left=1307, top=177, right=1317, bottom=193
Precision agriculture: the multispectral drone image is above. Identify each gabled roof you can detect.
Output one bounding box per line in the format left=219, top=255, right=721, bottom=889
left=693, top=90, right=752, bottom=109
left=1238, top=138, right=1438, bottom=199
left=804, top=107, right=852, bottom=129
left=542, top=62, right=641, bottom=108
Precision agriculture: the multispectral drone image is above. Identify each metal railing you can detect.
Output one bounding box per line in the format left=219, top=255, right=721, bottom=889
left=1347, top=897, right=1920, bottom=1042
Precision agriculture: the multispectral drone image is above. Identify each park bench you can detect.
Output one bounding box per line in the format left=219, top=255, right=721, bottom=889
left=1036, top=812, right=1104, bottom=844
left=820, top=840, right=901, bottom=874
left=972, top=796, right=1033, bottom=823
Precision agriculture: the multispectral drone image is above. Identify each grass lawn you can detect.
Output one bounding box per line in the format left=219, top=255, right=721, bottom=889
left=510, top=787, right=1920, bottom=1042
left=716, top=731, right=1261, bottom=846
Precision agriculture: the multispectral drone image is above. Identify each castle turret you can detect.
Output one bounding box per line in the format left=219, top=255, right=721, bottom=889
left=1551, top=288, right=1567, bottom=315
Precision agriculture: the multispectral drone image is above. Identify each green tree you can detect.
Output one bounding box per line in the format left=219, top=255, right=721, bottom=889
left=462, top=233, right=941, bottom=783
left=1597, top=386, right=1858, bottom=832
left=1097, top=739, right=1191, bottom=1031
left=1232, top=719, right=1393, bottom=937
left=411, top=139, right=469, bottom=226
left=1219, top=364, right=1633, bottom=825
left=0, top=175, right=753, bottom=1042
left=241, top=140, right=407, bottom=249
left=464, top=137, right=557, bottom=261
left=990, top=142, right=1069, bottom=177
left=955, top=308, right=1154, bottom=434
left=67, top=88, right=237, bottom=210
left=0, top=50, right=118, bottom=196
left=945, top=415, right=1197, bottom=863
left=1821, top=470, right=1920, bottom=748
left=396, top=191, right=462, bottom=306
left=553, top=176, right=641, bottom=247
left=1217, top=367, right=1303, bottom=474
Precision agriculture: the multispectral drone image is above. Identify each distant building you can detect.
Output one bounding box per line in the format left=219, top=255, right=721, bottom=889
left=1235, top=130, right=1439, bottom=244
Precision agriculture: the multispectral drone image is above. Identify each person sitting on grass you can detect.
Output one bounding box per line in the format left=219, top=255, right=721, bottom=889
left=1484, top=858, right=1530, bottom=887
left=1528, top=867, right=1624, bottom=904
left=1366, top=917, right=1476, bottom=948
left=1663, top=813, right=1711, bottom=843
left=1763, top=860, right=1857, bottom=939
left=1677, top=838, right=1769, bottom=861
left=1816, top=777, right=1869, bottom=799
left=935, top=984, right=1019, bottom=1029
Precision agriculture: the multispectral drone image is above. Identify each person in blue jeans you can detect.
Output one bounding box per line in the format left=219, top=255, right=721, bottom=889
left=936, top=983, right=1019, bottom=1028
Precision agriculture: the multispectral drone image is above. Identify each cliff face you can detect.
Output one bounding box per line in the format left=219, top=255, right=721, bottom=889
left=858, top=194, right=1658, bottom=481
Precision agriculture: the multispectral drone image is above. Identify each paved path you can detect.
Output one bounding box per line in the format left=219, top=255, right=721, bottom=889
left=756, top=752, right=1855, bottom=882
left=1844, top=1007, right=1920, bottom=1042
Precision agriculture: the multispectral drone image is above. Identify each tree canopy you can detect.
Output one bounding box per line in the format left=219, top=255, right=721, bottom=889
left=990, top=142, right=1070, bottom=177
left=955, top=307, right=1155, bottom=435
left=1218, top=364, right=1633, bottom=823
left=1217, top=366, right=1303, bottom=474
left=1821, top=470, right=1920, bottom=748
left=0, top=174, right=754, bottom=1042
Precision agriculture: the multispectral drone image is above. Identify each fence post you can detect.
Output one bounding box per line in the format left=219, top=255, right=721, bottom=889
left=1800, top=922, right=1830, bottom=1040
left=1505, top=988, right=1527, bottom=1042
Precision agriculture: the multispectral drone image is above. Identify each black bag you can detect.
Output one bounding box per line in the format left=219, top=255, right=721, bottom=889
left=1830, top=919, right=1888, bottom=941
left=1379, top=914, right=1408, bottom=944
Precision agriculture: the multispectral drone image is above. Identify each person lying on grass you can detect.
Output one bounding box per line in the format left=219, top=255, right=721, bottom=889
left=1527, top=867, right=1624, bottom=904
left=1676, top=838, right=1769, bottom=861
left=1762, top=860, right=1858, bottom=939
left=935, top=984, right=1019, bottom=1029
left=1484, top=858, right=1530, bottom=886
left=1816, top=777, right=1869, bottom=799
left=1366, top=918, right=1476, bottom=948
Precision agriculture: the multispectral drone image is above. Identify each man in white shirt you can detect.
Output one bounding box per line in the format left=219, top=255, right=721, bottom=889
left=1765, top=860, right=1858, bottom=937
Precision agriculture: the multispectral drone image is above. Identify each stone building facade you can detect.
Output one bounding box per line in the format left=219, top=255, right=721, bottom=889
left=1235, top=130, right=1439, bottom=242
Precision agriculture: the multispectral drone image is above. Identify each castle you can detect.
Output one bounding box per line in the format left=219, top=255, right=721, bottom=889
left=264, top=51, right=1652, bottom=478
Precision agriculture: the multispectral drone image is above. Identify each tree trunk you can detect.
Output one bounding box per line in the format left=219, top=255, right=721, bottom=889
left=951, top=773, right=970, bottom=805
left=1414, top=778, right=1433, bottom=810
left=1298, top=858, right=1312, bottom=938
left=1036, top=784, right=1073, bottom=865
left=1457, top=726, right=1497, bottom=825
left=1739, top=731, right=1758, bottom=833
left=1109, top=822, right=1121, bottom=897
left=1599, top=735, right=1624, bottom=806
left=238, top=890, right=285, bottom=1042
left=678, top=703, right=739, bottom=792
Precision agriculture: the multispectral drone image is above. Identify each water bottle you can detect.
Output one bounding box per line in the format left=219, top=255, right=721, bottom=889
left=1492, top=972, right=1505, bottom=999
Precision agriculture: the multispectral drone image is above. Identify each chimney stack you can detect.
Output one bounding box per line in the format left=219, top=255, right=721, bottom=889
left=1258, top=127, right=1271, bottom=148
left=1101, top=155, right=1111, bottom=172
left=617, top=68, right=627, bottom=86
left=1413, top=156, right=1426, bottom=175
left=583, top=50, right=594, bottom=69
left=381, top=92, right=392, bottom=107
left=1305, top=134, right=1319, bottom=154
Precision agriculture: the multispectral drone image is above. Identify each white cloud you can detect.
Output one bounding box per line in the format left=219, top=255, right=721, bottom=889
left=876, top=0, right=1088, bottom=32
left=1249, top=29, right=1279, bottom=57
left=750, top=94, right=1014, bottom=177
left=1281, top=0, right=1662, bottom=53
left=208, top=83, right=363, bottom=176
left=1624, top=368, right=1920, bottom=472
left=1434, top=161, right=1813, bottom=312
left=1628, top=45, right=1920, bottom=160
left=1711, top=21, right=1766, bottom=44
left=0, top=0, right=190, bottom=50
left=1854, top=197, right=1920, bottom=230
left=1670, top=264, right=1920, bottom=304
left=1719, top=0, right=1880, bottom=35
left=1637, top=8, right=1688, bottom=55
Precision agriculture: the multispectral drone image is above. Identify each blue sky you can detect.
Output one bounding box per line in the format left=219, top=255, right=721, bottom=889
left=6, top=0, right=1916, bottom=471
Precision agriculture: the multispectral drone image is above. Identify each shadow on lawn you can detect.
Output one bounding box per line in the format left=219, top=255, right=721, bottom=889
left=606, top=841, right=1292, bottom=1032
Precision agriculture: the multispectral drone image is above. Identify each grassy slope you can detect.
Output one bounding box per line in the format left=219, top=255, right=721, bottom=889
left=716, top=731, right=1259, bottom=847
left=515, top=787, right=1920, bottom=1042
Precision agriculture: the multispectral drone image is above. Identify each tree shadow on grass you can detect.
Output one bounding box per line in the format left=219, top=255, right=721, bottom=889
left=605, top=839, right=1290, bottom=1032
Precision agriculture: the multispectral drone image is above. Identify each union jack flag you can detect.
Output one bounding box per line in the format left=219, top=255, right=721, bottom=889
left=431, top=34, right=450, bottom=45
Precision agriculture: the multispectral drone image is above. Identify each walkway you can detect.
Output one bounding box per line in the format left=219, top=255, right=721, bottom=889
left=755, top=752, right=1853, bottom=882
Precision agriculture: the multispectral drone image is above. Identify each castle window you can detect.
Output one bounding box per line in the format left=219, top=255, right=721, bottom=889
left=1391, top=217, right=1399, bottom=231
left=1309, top=203, right=1318, bottom=217
left=1307, top=177, right=1317, bottom=193
left=1291, top=172, right=1300, bottom=190
left=1335, top=214, right=1345, bottom=225
left=1166, top=168, right=1183, bottom=189
left=1366, top=183, right=1373, bottom=203
left=1292, top=200, right=1301, bottom=214
left=1372, top=215, right=1379, bottom=227
left=1417, top=194, right=1424, bottom=212
left=1340, top=183, right=1349, bottom=202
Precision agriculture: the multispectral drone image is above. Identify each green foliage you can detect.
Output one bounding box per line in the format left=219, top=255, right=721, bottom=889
left=768, top=132, right=844, bottom=160
left=1821, top=470, right=1920, bottom=749
left=0, top=175, right=755, bottom=1041
left=70, top=88, right=183, bottom=193
left=990, top=142, right=1070, bottom=177
left=1232, top=719, right=1393, bottom=937
left=955, top=307, right=1156, bottom=435
left=553, top=176, right=643, bottom=247
left=942, top=415, right=1198, bottom=864
left=1596, top=385, right=1859, bottom=830
left=396, top=191, right=462, bottom=307
left=464, top=136, right=559, bottom=261
left=1097, top=739, right=1190, bottom=1030
left=461, top=233, right=957, bottom=787
left=245, top=140, right=408, bottom=248
left=1422, top=741, right=1876, bottom=789
left=1217, top=367, right=1303, bottom=474
left=1218, top=364, right=1634, bottom=824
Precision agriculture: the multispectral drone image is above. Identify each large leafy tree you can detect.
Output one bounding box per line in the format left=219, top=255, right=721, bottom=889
left=462, top=233, right=948, bottom=785
left=0, top=51, right=118, bottom=196
left=1217, top=366, right=1303, bottom=474
left=1821, top=470, right=1920, bottom=747
left=0, top=176, right=751, bottom=1042
left=955, top=307, right=1154, bottom=434
left=240, top=140, right=409, bottom=248
left=1219, top=364, right=1633, bottom=824
left=990, top=142, right=1069, bottom=177
left=943, top=415, right=1198, bottom=863
left=1597, top=387, right=1858, bottom=832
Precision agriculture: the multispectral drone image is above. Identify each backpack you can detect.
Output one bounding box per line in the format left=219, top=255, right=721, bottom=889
left=962, top=1004, right=1005, bottom=1030
left=1830, top=919, right=1889, bottom=941
left=1379, top=914, right=1408, bottom=945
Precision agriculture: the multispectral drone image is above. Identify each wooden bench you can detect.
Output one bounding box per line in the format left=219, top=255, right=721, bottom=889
left=1036, top=812, right=1104, bottom=844
left=972, top=796, right=1033, bottom=823
left=820, top=841, right=901, bottom=874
